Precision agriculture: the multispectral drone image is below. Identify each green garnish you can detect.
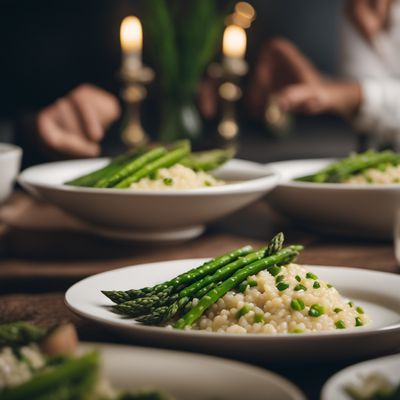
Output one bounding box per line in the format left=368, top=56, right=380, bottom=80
left=236, top=305, right=251, bottom=319
left=275, top=275, right=284, bottom=283
left=308, top=304, right=325, bottom=317
left=254, top=314, right=264, bottom=323
left=238, top=281, right=248, bottom=293
left=268, top=265, right=282, bottom=277
left=313, top=281, right=321, bottom=289
left=355, top=317, right=363, bottom=327
left=327, top=283, right=333, bottom=288
left=247, top=279, right=257, bottom=287
left=348, top=301, right=354, bottom=308
left=295, top=275, right=301, bottom=282
left=276, top=282, right=289, bottom=291
left=148, top=171, right=158, bottom=180
left=290, top=328, right=304, bottom=334
left=335, top=320, right=346, bottom=329
left=334, top=308, right=343, bottom=313
left=204, top=181, right=212, bottom=187
left=294, top=284, right=307, bottom=291
left=306, top=272, right=318, bottom=280
left=290, top=299, right=305, bottom=311
left=163, top=177, right=174, bottom=186
left=356, top=306, right=364, bottom=314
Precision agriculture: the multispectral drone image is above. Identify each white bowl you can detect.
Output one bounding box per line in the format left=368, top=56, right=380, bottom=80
left=0, top=143, right=22, bottom=203
left=266, top=159, right=400, bottom=240
left=19, top=158, right=278, bottom=241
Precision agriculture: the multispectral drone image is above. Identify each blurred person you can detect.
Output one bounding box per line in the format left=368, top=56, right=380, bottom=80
left=246, top=0, right=400, bottom=147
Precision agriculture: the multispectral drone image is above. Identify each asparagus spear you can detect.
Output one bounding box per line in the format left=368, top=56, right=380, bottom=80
left=65, top=152, right=136, bottom=187
left=95, top=147, right=167, bottom=188
left=180, top=147, right=235, bottom=171
left=174, top=245, right=303, bottom=329
left=0, top=352, right=99, bottom=400
left=102, top=245, right=253, bottom=304
left=0, top=322, right=47, bottom=347
left=114, top=141, right=191, bottom=188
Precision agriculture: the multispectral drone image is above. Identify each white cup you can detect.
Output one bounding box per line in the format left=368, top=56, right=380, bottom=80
left=0, top=143, right=22, bottom=203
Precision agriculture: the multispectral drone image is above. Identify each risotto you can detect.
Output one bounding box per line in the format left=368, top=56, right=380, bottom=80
left=345, top=164, right=400, bottom=184
left=129, top=164, right=224, bottom=190
left=191, top=263, right=369, bottom=334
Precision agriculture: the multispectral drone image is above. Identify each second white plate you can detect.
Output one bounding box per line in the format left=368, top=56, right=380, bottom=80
left=66, top=259, right=400, bottom=363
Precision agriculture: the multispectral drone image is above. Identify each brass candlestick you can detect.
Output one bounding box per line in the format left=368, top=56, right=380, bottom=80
left=120, top=66, right=154, bottom=147
left=210, top=59, right=248, bottom=142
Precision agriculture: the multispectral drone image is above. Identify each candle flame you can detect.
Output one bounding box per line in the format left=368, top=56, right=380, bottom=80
left=223, top=25, right=247, bottom=59
left=120, top=16, right=142, bottom=52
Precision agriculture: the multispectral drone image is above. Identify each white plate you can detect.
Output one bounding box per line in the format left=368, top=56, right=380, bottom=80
left=19, top=158, right=278, bottom=242
left=322, top=353, right=400, bottom=400
left=79, top=342, right=305, bottom=400
left=65, top=259, right=400, bottom=362
left=266, top=159, right=400, bottom=239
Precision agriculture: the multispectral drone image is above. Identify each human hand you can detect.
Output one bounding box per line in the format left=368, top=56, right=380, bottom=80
left=35, top=84, right=120, bottom=158
left=346, top=0, right=393, bottom=42
left=247, top=38, right=362, bottom=119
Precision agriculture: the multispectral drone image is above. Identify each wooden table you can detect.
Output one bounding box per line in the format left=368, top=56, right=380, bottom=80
left=1, top=192, right=399, bottom=400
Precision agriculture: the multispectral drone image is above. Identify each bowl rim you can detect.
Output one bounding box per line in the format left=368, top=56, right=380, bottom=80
left=268, top=158, right=400, bottom=191
left=18, top=158, right=280, bottom=197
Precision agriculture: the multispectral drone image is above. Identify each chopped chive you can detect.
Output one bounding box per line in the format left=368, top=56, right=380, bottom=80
left=254, top=314, right=264, bottom=323
left=306, top=272, right=318, bottom=280
left=149, top=171, right=158, bottom=180
left=247, top=278, right=257, bottom=287
left=355, top=317, right=363, bottom=327
left=238, top=281, right=248, bottom=293
left=295, top=275, right=302, bottom=282
left=204, top=181, right=212, bottom=187
left=275, top=275, right=284, bottom=283
left=290, top=328, right=304, bottom=334
left=335, top=320, right=346, bottom=329
left=313, top=281, right=321, bottom=289
left=327, top=283, right=333, bottom=288
left=348, top=301, right=354, bottom=308
left=356, top=306, right=364, bottom=314
left=276, top=282, right=289, bottom=291
left=290, top=299, right=305, bottom=311
left=308, top=304, right=325, bottom=317
left=268, top=265, right=281, bottom=277
left=236, top=305, right=251, bottom=319
left=163, top=177, right=174, bottom=186
left=294, top=284, right=307, bottom=292
left=334, top=308, right=343, bottom=313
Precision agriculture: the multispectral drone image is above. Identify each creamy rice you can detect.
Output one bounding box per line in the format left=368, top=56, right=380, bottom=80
left=345, top=164, right=400, bottom=184
left=191, top=263, right=369, bottom=334
left=130, top=164, right=224, bottom=190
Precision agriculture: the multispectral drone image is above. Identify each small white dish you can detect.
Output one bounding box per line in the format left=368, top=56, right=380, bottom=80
left=266, top=159, right=400, bottom=239
left=0, top=143, right=22, bottom=203
left=80, top=342, right=305, bottom=400
left=322, top=353, right=400, bottom=400
left=19, top=158, right=278, bottom=242
left=65, top=259, right=400, bottom=362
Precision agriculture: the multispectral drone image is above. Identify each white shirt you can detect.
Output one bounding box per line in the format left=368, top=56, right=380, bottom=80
left=339, top=0, right=400, bottom=143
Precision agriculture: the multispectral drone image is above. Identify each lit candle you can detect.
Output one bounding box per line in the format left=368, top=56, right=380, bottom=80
left=120, top=16, right=143, bottom=74
left=223, top=25, right=247, bottom=59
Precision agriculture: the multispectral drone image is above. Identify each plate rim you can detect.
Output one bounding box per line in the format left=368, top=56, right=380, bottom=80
left=65, top=259, right=400, bottom=341
left=79, top=341, right=306, bottom=400
left=267, top=158, right=400, bottom=191
left=321, top=353, right=400, bottom=400
left=18, top=158, right=279, bottom=197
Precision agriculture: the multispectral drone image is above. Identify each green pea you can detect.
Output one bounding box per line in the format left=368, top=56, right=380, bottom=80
left=276, top=282, right=289, bottom=291
left=290, top=299, right=305, bottom=311
left=294, top=284, right=307, bottom=291
left=236, top=305, right=251, bottom=319
left=356, top=306, right=364, bottom=314
left=306, top=272, right=318, bottom=280
left=355, top=317, right=363, bottom=327
left=335, top=320, right=346, bottom=329
left=163, top=177, right=173, bottom=186
left=295, top=275, right=302, bottom=282
left=313, top=281, right=321, bottom=289
left=308, top=304, right=325, bottom=317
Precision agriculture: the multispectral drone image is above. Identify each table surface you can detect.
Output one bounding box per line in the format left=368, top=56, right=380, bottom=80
left=0, top=123, right=398, bottom=400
